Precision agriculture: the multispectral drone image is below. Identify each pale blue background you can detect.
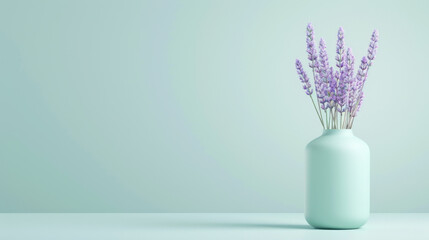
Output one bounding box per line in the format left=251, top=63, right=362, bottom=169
left=1, top=0, right=428, bottom=212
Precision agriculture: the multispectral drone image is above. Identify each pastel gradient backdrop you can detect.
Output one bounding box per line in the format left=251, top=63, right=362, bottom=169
left=1, top=0, right=428, bottom=212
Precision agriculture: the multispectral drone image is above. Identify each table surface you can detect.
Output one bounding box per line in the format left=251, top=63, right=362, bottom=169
left=0, top=213, right=428, bottom=240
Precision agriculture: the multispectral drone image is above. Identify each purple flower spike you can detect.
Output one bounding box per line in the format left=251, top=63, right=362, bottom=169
left=335, top=27, right=345, bottom=70
left=317, top=38, right=330, bottom=108
left=315, top=73, right=324, bottom=102
left=306, top=23, right=319, bottom=70
left=294, top=24, right=379, bottom=129
left=296, top=59, right=313, bottom=95
left=345, top=48, right=355, bottom=82
left=357, top=57, right=368, bottom=82
left=349, top=57, right=369, bottom=114
left=318, top=40, right=330, bottom=78
left=328, top=67, right=337, bottom=107
left=319, top=38, right=330, bottom=77
left=367, top=30, right=379, bottom=64
left=336, top=71, right=347, bottom=112
left=345, top=48, right=356, bottom=112
left=348, top=78, right=358, bottom=112
left=321, top=81, right=330, bottom=110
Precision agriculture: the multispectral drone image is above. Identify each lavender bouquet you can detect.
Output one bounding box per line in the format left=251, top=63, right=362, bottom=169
left=296, top=24, right=378, bottom=129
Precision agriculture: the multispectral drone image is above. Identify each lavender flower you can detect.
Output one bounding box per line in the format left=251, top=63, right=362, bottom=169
left=328, top=67, right=337, bottom=107
left=349, top=30, right=378, bottom=116
left=296, top=57, right=324, bottom=128
left=296, top=59, right=313, bottom=95
left=345, top=48, right=355, bottom=82
left=348, top=57, right=369, bottom=115
left=356, top=57, right=369, bottom=83
left=345, top=48, right=356, bottom=112
left=320, top=78, right=330, bottom=110
left=367, top=30, right=379, bottom=64
left=306, top=23, right=319, bottom=70
left=334, top=27, right=347, bottom=113
left=348, top=78, right=358, bottom=112
left=318, top=39, right=330, bottom=78
left=320, top=72, right=331, bottom=109
left=336, top=70, right=347, bottom=112
left=318, top=38, right=330, bottom=109
left=335, top=27, right=345, bottom=70
left=294, top=24, right=379, bottom=129
left=315, top=73, right=325, bottom=105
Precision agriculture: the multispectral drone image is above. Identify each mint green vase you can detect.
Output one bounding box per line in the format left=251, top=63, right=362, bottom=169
left=305, top=129, right=370, bottom=229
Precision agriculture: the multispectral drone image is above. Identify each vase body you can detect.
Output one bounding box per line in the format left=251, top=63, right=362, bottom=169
left=305, top=129, right=370, bottom=229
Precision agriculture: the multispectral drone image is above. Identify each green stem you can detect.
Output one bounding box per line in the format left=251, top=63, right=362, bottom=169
left=342, top=110, right=347, bottom=129
left=351, top=61, right=372, bottom=118
left=311, top=68, right=324, bottom=126
left=325, top=110, right=329, bottom=129
left=310, top=95, right=325, bottom=129
left=334, top=108, right=337, bottom=129
left=350, top=117, right=355, bottom=128
left=328, top=111, right=331, bottom=129
left=348, top=115, right=354, bottom=129
left=317, top=100, right=323, bottom=126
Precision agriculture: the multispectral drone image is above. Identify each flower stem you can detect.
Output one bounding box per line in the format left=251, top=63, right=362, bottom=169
left=342, top=110, right=347, bottom=128
left=310, top=95, right=325, bottom=128
left=351, top=62, right=372, bottom=116
left=325, top=110, right=329, bottom=129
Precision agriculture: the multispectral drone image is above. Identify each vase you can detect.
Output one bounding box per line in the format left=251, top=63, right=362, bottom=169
left=305, top=129, right=370, bottom=229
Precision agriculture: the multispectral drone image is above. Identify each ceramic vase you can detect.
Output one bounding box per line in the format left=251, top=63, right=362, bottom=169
left=305, top=129, right=370, bottom=229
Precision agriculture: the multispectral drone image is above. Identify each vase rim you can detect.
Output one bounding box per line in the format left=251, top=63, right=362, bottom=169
left=323, top=129, right=353, bottom=131
left=322, top=129, right=353, bottom=135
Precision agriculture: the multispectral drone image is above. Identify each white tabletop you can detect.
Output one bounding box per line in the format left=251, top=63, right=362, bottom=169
left=0, top=213, right=428, bottom=240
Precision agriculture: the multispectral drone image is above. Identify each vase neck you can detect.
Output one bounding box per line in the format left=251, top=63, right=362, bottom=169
left=322, top=129, right=354, bottom=136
